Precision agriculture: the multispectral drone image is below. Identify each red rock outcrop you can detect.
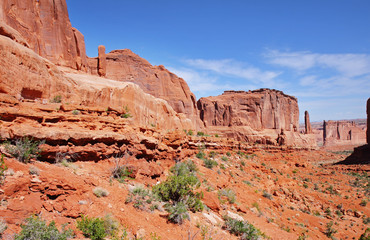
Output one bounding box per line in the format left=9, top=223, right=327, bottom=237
left=197, top=89, right=316, bottom=147
left=367, top=98, right=370, bottom=144
left=323, top=120, right=366, bottom=146
left=88, top=49, right=201, bottom=128
left=304, top=111, right=312, bottom=134
left=98, top=45, right=106, bottom=77
left=0, top=35, right=192, bottom=131
left=0, top=0, right=87, bottom=70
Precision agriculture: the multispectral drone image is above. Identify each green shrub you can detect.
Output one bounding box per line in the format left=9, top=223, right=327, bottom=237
left=226, top=152, right=231, bottom=157
left=223, top=216, right=263, bottom=240
left=111, top=165, right=133, bottom=183
left=121, top=113, right=132, bottom=118
left=0, top=155, right=7, bottom=184
left=203, top=158, right=218, bottom=169
left=218, top=189, right=236, bottom=204
left=15, top=215, right=73, bottom=240
left=77, top=215, right=106, bottom=240
left=196, top=151, right=206, bottom=159
left=165, top=201, right=190, bottom=224
left=125, top=186, right=159, bottom=211
left=197, top=131, right=205, bottom=137
left=72, top=110, right=80, bottom=115
left=4, top=137, right=44, bottom=163
left=0, top=218, right=7, bottom=238
left=51, top=95, right=62, bottom=103
left=359, top=228, right=370, bottom=240
left=221, top=156, right=229, bottom=162
left=262, top=191, right=273, bottom=200
left=152, top=161, right=203, bottom=218
left=360, top=199, right=368, bottom=207
left=324, top=221, right=337, bottom=238
left=93, top=187, right=109, bottom=198
left=186, top=130, right=194, bottom=136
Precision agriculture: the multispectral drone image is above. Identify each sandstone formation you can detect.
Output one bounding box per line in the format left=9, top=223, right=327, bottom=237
left=323, top=120, right=366, bottom=146
left=88, top=49, right=201, bottom=128
left=197, top=89, right=316, bottom=147
left=304, top=111, right=312, bottom=134
left=0, top=35, right=191, bottom=131
left=98, top=45, right=107, bottom=77
left=0, top=0, right=87, bottom=70
left=367, top=98, right=370, bottom=144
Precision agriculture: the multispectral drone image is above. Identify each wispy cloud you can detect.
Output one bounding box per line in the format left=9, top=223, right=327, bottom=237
left=183, top=58, right=282, bottom=87
left=266, top=50, right=370, bottom=77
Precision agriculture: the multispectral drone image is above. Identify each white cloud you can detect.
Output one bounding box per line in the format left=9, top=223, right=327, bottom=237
left=266, top=50, right=370, bottom=77
left=183, top=58, right=282, bottom=87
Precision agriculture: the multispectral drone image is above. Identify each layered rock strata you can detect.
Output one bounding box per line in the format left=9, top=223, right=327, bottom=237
left=88, top=49, right=201, bottom=128
left=367, top=98, right=370, bottom=144
left=0, top=0, right=87, bottom=70
left=197, top=89, right=316, bottom=147
left=0, top=35, right=192, bottom=131
left=323, top=120, right=366, bottom=146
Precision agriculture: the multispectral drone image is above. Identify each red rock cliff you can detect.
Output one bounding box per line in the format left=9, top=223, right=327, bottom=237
left=88, top=49, right=200, bottom=128
left=198, top=89, right=299, bottom=131
left=196, top=89, right=316, bottom=146
left=323, top=120, right=366, bottom=146
left=0, top=0, right=87, bottom=70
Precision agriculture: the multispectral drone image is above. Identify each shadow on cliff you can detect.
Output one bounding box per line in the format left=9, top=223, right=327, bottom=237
left=335, top=144, right=370, bottom=165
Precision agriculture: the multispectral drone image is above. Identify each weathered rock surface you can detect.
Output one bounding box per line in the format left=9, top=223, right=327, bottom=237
left=88, top=49, right=201, bottom=128
left=0, top=0, right=87, bottom=70
left=98, top=45, right=106, bottom=77
left=0, top=35, right=192, bottom=131
left=304, top=111, right=312, bottom=134
left=197, top=89, right=316, bottom=147
left=367, top=98, right=370, bottom=144
left=323, top=120, right=366, bottom=146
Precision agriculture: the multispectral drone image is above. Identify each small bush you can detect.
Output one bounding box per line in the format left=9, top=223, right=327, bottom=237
left=221, top=156, right=229, bottom=162
left=196, top=151, right=206, bottom=159
left=77, top=215, right=106, bottom=240
left=0, top=218, right=7, bottom=238
left=360, top=199, right=368, bottom=207
left=218, top=189, right=236, bottom=204
left=72, top=110, right=80, bottom=115
left=197, top=131, right=205, bottom=137
left=203, top=158, right=218, bottom=169
left=359, top=228, right=370, bottom=240
left=15, top=215, right=73, bottom=240
left=121, top=113, right=132, bottom=118
left=125, top=186, right=160, bottom=211
left=51, top=95, right=62, bottom=103
left=93, top=187, right=109, bottom=198
left=226, top=152, right=231, bottom=157
left=186, top=130, right=194, bottom=136
left=29, top=166, right=40, bottom=175
left=111, top=165, right=133, bottom=183
left=0, top=155, right=8, bottom=184
left=4, top=137, right=44, bottom=163
left=262, top=191, right=273, bottom=200
left=223, top=216, right=263, bottom=240
left=324, top=221, right=337, bottom=238
left=165, top=201, right=189, bottom=224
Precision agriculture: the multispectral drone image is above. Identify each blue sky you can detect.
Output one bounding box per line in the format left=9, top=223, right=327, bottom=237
left=66, top=0, right=370, bottom=122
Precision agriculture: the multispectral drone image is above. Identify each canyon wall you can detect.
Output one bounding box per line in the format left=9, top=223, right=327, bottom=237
left=88, top=49, right=201, bottom=128
left=0, top=0, right=87, bottom=70
left=323, top=120, right=366, bottom=146
left=197, top=89, right=316, bottom=147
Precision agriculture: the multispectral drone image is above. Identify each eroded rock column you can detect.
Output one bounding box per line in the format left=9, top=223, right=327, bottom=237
left=98, top=45, right=106, bottom=77
left=304, top=111, right=312, bottom=134
left=367, top=98, right=370, bottom=144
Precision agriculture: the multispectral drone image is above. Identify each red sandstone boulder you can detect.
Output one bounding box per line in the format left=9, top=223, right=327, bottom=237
left=0, top=0, right=87, bottom=70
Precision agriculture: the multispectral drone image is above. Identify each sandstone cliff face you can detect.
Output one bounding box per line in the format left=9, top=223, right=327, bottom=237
left=197, top=89, right=315, bottom=146
left=0, top=0, right=87, bottom=70
left=198, top=89, right=299, bottom=131
left=0, top=35, right=191, bottom=131
left=88, top=49, right=200, bottom=128
left=323, top=120, right=366, bottom=146
left=367, top=98, right=370, bottom=144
